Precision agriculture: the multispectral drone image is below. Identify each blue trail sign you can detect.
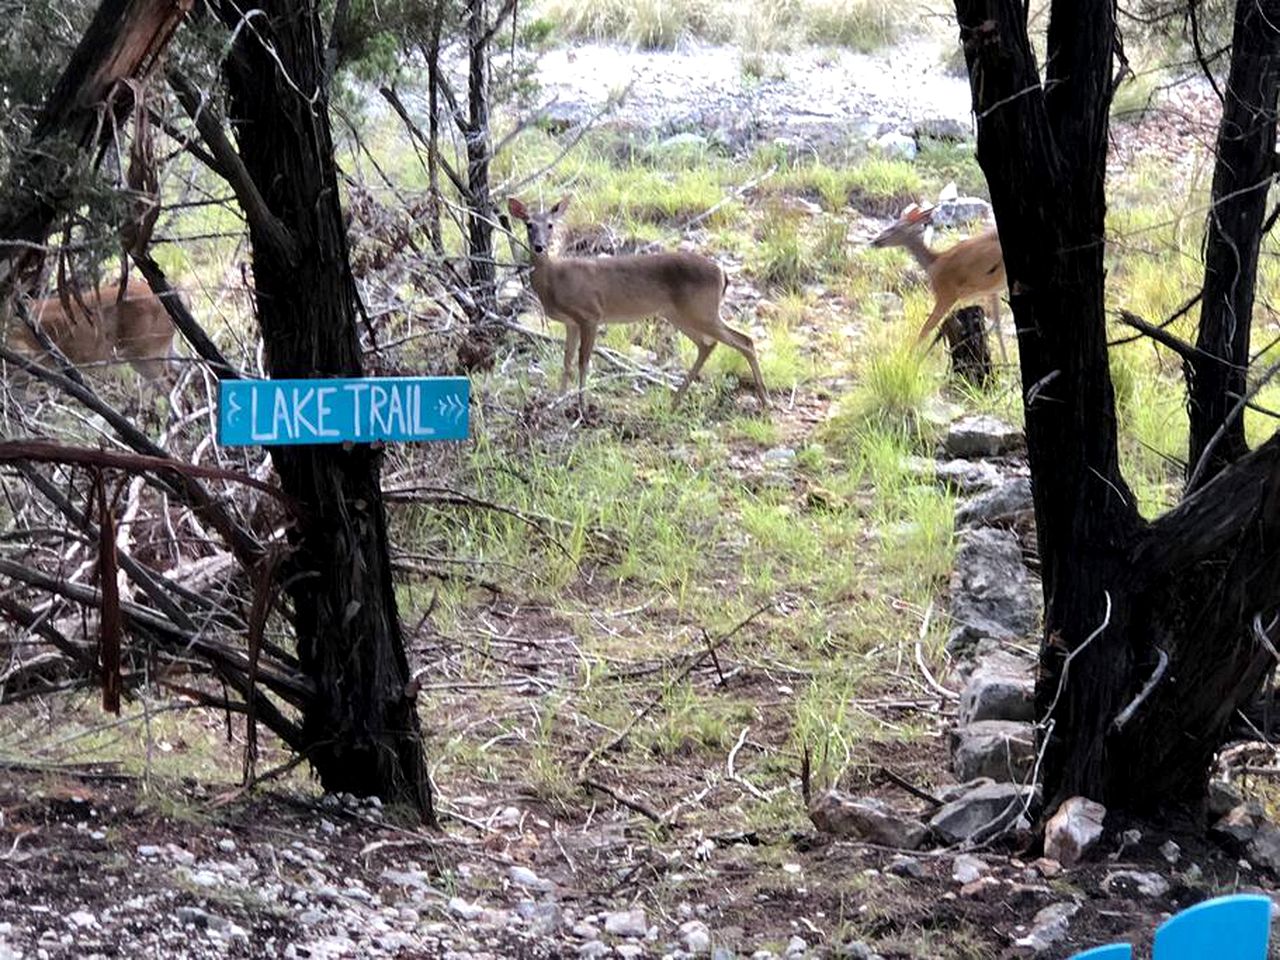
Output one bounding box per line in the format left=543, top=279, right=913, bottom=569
left=217, top=376, right=469, bottom=447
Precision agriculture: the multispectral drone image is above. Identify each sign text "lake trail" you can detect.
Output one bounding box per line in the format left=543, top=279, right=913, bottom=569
left=217, top=377, right=469, bottom=447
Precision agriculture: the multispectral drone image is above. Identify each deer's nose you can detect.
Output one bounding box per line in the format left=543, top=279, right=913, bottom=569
left=533, top=244, right=545, bottom=253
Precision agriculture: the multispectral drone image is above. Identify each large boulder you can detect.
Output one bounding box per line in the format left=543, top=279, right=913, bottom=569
left=942, top=416, right=1024, bottom=459
left=808, top=792, right=926, bottom=849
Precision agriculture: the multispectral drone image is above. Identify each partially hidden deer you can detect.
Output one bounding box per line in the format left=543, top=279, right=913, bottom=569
left=4, top=278, right=179, bottom=385
left=507, top=196, right=768, bottom=408
left=869, top=203, right=1008, bottom=362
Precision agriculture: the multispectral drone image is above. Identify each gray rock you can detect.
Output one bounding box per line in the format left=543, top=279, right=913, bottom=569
left=955, top=477, right=1034, bottom=530
left=1102, top=870, right=1170, bottom=898
left=616, top=945, right=644, bottom=959
left=784, top=935, right=809, bottom=958
left=448, top=897, right=485, bottom=920
left=808, top=792, right=926, bottom=849
left=915, top=117, right=970, bottom=141
left=929, top=782, right=1035, bottom=844
left=712, top=949, right=735, bottom=960
left=903, top=456, right=1004, bottom=495
left=579, top=941, right=610, bottom=959
left=175, top=906, right=232, bottom=933
left=66, top=912, right=96, bottom=930
left=508, top=864, right=554, bottom=892
left=573, top=922, right=601, bottom=939
left=942, top=415, right=1024, bottom=459
left=763, top=447, right=797, bottom=465
left=1044, top=797, right=1106, bottom=867
left=1247, top=822, right=1280, bottom=872
left=874, top=131, right=917, bottom=161
left=959, top=663, right=1035, bottom=724
left=136, top=844, right=162, bottom=858
left=679, top=919, right=712, bottom=954
left=931, top=196, right=992, bottom=227
left=1209, top=780, right=1244, bottom=818
left=1160, top=840, right=1181, bottom=864
left=605, top=907, right=648, bottom=938
left=657, top=132, right=710, bottom=153
left=835, top=942, right=882, bottom=960
left=951, top=853, right=989, bottom=884
left=1212, top=804, right=1261, bottom=850
left=935, top=777, right=996, bottom=803
left=947, top=528, right=1041, bottom=654
left=950, top=720, right=1035, bottom=781
left=1012, top=902, right=1078, bottom=952
left=886, top=855, right=924, bottom=878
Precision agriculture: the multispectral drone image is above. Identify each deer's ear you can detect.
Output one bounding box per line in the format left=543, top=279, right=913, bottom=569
left=507, top=197, right=528, bottom=221
left=549, top=195, right=571, bottom=218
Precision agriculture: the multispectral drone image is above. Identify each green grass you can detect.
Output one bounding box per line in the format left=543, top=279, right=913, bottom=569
left=531, top=0, right=909, bottom=53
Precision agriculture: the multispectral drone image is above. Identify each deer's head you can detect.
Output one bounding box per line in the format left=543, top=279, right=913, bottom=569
left=508, top=196, right=570, bottom=257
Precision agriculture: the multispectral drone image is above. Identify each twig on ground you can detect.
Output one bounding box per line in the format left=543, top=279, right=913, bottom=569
left=581, top=777, right=665, bottom=825
left=727, top=726, right=769, bottom=801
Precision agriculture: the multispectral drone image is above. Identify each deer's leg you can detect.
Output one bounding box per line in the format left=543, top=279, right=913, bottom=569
left=673, top=338, right=715, bottom=407
left=916, top=296, right=956, bottom=353
left=576, top=320, right=599, bottom=402
left=560, top=322, right=580, bottom=394
left=716, top=324, right=769, bottom=407
left=988, top=293, right=1008, bottom=365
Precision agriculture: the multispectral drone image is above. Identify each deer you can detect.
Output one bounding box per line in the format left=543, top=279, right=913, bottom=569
left=869, top=203, right=1008, bottom=363
left=3, top=278, right=179, bottom=386
left=507, top=196, right=769, bottom=409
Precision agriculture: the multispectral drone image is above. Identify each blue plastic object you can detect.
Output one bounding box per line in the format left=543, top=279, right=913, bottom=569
left=1069, top=945, right=1132, bottom=960
left=1152, top=893, right=1272, bottom=960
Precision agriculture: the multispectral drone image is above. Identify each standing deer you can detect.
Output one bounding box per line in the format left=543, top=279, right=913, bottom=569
left=869, top=203, right=1008, bottom=362
left=507, top=196, right=769, bottom=409
left=4, top=279, right=178, bottom=385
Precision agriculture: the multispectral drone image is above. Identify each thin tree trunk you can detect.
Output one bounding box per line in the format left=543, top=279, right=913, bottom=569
left=1186, top=0, right=1280, bottom=490
left=941, top=305, right=992, bottom=387
left=465, top=0, right=496, bottom=327
left=216, top=0, right=433, bottom=820
left=426, top=1, right=446, bottom=258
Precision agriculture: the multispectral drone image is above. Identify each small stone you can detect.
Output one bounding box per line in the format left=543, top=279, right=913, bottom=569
left=959, top=664, right=1035, bottom=725
left=1102, top=870, right=1170, bottom=898
left=835, top=942, right=880, bottom=959
left=1032, top=857, right=1062, bottom=878
left=874, top=131, right=916, bottom=161
left=763, top=447, right=797, bottom=465
left=950, top=720, right=1035, bottom=782
left=943, top=415, right=1024, bottom=459
left=808, top=792, right=926, bottom=849
left=1160, top=840, right=1181, bottom=864
left=929, top=782, right=1035, bottom=844
left=67, top=912, right=96, bottom=930
left=1247, top=822, right=1280, bottom=872
left=616, top=946, right=643, bottom=959
left=886, top=856, right=924, bottom=879
left=1212, top=803, right=1261, bottom=850
left=679, top=919, right=712, bottom=954
left=136, top=845, right=162, bottom=858
left=955, top=477, right=1033, bottom=530
left=961, top=876, right=1003, bottom=899
left=1121, top=828, right=1142, bottom=846
left=1208, top=780, right=1244, bottom=818
left=579, top=941, right=610, bottom=959
left=1044, top=797, right=1107, bottom=867
left=448, top=897, right=484, bottom=920
left=573, top=922, right=601, bottom=939
left=605, top=907, right=648, bottom=939
left=785, top=935, right=809, bottom=957
left=1013, top=902, right=1078, bottom=952
left=508, top=864, right=554, bottom=892
left=951, top=854, right=989, bottom=884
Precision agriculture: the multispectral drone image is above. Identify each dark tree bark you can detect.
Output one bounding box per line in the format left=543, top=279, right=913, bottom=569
left=425, top=0, right=447, bottom=258
left=0, top=0, right=191, bottom=292
left=954, top=0, right=1280, bottom=821
left=941, top=305, right=993, bottom=387
left=464, top=0, right=496, bottom=328
left=215, top=0, right=433, bottom=820
left=1186, top=0, right=1280, bottom=490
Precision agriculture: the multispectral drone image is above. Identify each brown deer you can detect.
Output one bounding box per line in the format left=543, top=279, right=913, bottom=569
left=507, top=196, right=768, bottom=408
left=869, top=203, right=1008, bottom=362
left=4, top=279, right=178, bottom=385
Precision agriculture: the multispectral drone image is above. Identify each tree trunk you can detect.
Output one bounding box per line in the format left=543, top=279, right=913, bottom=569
left=464, top=0, right=496, bottom=327
left=955, top=0, right=1280, bottom=823
left=217, top=0, right=433, bottom=821
left=0, top=0, right=191, bottom=292
left=941, top=305, right=993, bottom=387
left=425, top=0, right=446, bottom=259
left=1186, top=0, right=1280, bottom=490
